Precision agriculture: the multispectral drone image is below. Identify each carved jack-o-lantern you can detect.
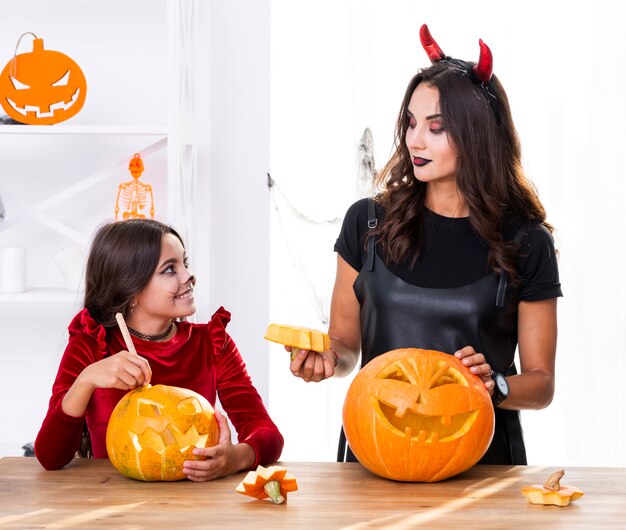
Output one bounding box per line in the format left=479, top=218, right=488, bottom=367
left=343, top=348, right=494, bottom=482
left=0, top=36, right=87, bottom=125
left=106, top=384, right=219, bottom=481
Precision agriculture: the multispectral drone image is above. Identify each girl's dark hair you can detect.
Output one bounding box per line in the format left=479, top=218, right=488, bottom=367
left=77, top=219, right=184, bottom=458
left=372, top=61, right=551, bottom=282
left=84, top=219, right=185, bottom=327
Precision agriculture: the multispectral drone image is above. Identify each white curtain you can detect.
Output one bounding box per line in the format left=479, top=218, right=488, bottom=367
left=269, top=0, right=626, bottom=466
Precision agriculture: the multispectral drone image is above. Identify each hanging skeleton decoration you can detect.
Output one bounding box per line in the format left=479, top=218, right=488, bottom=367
left=114, top=153, right=155, bottom=220
left=356, top=127, right=378, bottom=198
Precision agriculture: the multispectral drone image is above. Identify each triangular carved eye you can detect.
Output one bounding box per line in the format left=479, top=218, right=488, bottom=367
left=9, top=76, right=29, bottom=90
left=377, top=364, right=411, bottom=383
left=51, top=70, right=70, bottom=87
left=177, top=397, right=204, bottom=415
left=430, top=360, right=467, bottom=389
left=137, top=398, right=164, bottom=417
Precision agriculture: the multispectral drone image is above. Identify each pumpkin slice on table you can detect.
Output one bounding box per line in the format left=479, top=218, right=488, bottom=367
left=264, top=323, right=330, bottom=360
left=236, top=465, right=298, bottom=504
left=521, top=470, right=584, bottom=507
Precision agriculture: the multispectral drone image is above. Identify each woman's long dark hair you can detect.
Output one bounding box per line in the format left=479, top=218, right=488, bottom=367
left=77, top=218, right=185, bottom=458
left=372, top=61, right=551, bottom=282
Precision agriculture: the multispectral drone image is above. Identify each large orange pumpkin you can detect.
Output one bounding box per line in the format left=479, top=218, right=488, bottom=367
left=342, top=348, right=494, bottom=482
left=106, top=384, right=219, bottom=481
left=0, top=36, right=87, bottom=125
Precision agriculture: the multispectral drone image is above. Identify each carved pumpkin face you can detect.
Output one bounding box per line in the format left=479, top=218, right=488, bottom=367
left=106, top=384, right=219, bottom=481
left=342, top=348, right=494, bottom=482
left=0, top=38, right=87, bottom=125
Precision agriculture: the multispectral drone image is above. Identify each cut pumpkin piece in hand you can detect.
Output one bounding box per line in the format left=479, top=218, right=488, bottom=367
left=264, top=323, right=330, bottom=358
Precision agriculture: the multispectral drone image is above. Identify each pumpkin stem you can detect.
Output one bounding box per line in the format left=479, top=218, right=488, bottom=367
left=263, top=480, right=285, bottom=504
left=543, top=469, right=565, bottom=491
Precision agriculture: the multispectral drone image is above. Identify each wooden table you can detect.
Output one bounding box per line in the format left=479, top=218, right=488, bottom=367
left=0, top=457, right=623, bottom=529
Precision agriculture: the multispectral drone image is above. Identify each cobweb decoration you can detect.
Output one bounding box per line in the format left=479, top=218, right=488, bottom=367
left=268, top=128, right=378, bottom=324
left=356, top=127, right=378, bottom=198
left=267, top=173, right=341, bottom=324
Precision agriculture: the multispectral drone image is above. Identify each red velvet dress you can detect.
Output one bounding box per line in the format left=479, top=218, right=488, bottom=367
left=35, top=307, right=283, bottom=471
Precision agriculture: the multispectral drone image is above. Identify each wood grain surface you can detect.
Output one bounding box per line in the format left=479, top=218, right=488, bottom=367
left=0, top=457, right=623, bottom=529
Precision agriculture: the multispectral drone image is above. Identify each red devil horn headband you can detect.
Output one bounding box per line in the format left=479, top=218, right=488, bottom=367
left=474, top=39, right=493, bottom=84
left=419, top=24, right=493, bottom=85
left=419, top=24, right=445, bottom=62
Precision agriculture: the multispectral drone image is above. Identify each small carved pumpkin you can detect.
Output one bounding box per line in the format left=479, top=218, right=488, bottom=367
left=343, top=348, right=494, bottom=482
left=521, top=470, right=584, bottom=507
left=106, top=384, right=219, bottom=481
left=236, top=465, right=299, bottom=504
left=0, top=36, right=87, bottom=125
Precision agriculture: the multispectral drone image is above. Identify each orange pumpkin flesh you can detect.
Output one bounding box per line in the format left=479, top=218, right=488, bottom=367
left=0, top=37, right=87, bottom=125
left=106, top=384, right=219, bottom=481
left=521, top=470, right=584, bottom=507
left=236, top=465, right=298, bottom=504
left=343, top=348, right=494, bottom=482
left=264, top=323, right=330, bottom=353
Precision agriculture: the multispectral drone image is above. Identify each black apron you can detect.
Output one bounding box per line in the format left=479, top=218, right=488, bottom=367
left=338, top=199, right=527, bottom=465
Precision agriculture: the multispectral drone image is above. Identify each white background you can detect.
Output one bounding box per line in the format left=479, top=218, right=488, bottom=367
left=1, top=0, right=624, bottom=469
left=269, top=0, right=626, bottom=467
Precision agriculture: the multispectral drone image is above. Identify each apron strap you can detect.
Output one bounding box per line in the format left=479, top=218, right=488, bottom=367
left=495, top=223, right=530, bottom=308
left=365, top=198, right=378, bottom=271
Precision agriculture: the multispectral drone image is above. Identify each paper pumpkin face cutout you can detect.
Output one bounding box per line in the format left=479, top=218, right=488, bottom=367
left=342, top=348, right=494, bottom=482
left=0, top=36, right=87, bottom=125
left=106, top=384, right=219, bottom=481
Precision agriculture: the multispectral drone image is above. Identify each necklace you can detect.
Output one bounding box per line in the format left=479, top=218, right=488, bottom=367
left=127, top=321, right=175, bottom=342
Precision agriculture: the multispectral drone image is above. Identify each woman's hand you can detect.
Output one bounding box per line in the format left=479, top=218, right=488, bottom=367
left=288, top=346, right=337, bottom=382
left=183, top=410, right=255, bottom=482
left=454, top=346, right=495, bottom=393
left=78, top=350, right=152, bottom=391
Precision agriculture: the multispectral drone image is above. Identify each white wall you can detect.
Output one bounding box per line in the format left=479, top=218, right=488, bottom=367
left=199, top=0, right=271, bottom=402
left=269, top=0, right=626, bottom=467
left=0, top=0, right=274, bottom=456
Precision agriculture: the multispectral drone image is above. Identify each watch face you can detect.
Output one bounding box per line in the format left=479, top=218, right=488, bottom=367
left=495, top=374, right=509, bottom=395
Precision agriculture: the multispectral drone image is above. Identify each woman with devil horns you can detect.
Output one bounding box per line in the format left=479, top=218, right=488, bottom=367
left=289, top=24, right=561, bottom=465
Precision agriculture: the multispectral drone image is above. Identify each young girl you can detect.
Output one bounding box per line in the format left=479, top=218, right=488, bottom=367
left=290, top=25, right=561, bottom=465
left=35, top=219, right=283, bottom=481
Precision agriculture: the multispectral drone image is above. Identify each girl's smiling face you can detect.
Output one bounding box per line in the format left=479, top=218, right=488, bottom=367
left=132, top=233, right=196, bottom=324
left=405, top=83, right=458, bottom=185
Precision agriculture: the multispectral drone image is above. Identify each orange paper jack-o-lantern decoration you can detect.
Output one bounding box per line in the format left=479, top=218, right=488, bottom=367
left=0, top=33, right=87, bottom=125
left=106, top=384, right=219, bottom=481
left=343, top=348, right=494, bottom=482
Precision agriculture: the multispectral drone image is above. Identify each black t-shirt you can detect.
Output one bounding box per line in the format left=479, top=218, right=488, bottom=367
left=334, top=198, right=562, bottom=301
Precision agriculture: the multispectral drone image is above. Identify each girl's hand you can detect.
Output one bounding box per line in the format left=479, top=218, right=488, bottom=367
left=183, top=410, right=255, bottom=482
left=78, top=350, right=152, bottom=390
left=454, top=346, right=495, bottom=393
left=288, top=346, right=337, bottom=382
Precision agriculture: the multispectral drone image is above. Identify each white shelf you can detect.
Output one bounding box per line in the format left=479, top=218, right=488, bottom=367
left=0, top=288, right=83, bottom=303
left=0, top=125, right=168, bottom=135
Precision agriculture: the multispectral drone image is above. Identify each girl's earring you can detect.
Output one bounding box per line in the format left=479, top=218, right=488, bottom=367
left=130, top=302, right=136, bottom=314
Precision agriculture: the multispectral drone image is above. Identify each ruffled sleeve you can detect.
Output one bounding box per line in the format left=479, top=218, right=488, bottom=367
left=210, top=309, right=284, bottom=467
left=206, top=306, right=231, bottom=355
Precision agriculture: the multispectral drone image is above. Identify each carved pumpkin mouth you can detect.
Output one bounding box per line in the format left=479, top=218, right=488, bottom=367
left=377, top=401, right=479, bottom=443
left=131, top=425, right=210, bottom=454
left=6, top=87, right=82, bottom=119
